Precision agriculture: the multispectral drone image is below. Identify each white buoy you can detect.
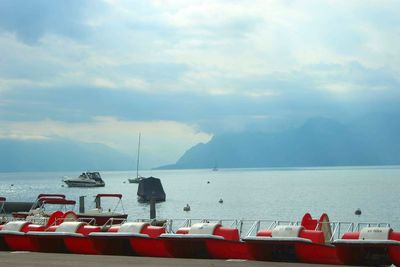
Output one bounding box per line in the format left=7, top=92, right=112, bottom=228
left=183, top=204, right=191, bottom=211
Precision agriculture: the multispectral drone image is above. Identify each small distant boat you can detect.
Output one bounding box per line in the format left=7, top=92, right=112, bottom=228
left=212, top=162, right=218, bottom=171
left=128, top=176, right=144, bottom=184
left=63, top=172, right=105, bottom=187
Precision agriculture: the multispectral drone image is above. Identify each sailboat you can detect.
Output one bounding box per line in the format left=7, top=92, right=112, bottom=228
left=128, top=133, right=145, bottom=184
left=212, top=161, right=218, bottom=171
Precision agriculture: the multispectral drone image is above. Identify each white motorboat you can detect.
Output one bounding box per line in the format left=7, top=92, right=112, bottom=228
left=63, top=172, right=105, bottom=187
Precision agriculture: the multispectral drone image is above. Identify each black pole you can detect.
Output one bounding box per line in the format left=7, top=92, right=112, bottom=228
left=95, top=196, right=101, bottom=209
left=150, top=194, right=156, bottom=219
left=79, top=196, right=85, bottom=213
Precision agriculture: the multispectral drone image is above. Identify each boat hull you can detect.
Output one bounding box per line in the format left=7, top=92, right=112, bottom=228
left=64, top=235, right=101, bottom=255
left=206, top=239, right=252, bottom=260
left=2, top=233, right=36, bottom=251
left=160, top=236, right=250, bottom=260
left=129, top=237, right=171, bottom=257
left=245, top=239, right=341, bottom=264
left=28, top=234, right=68, bottom=253
left=90, top=235, right=136, bottom=255
left=0, top=235, right=9, bottom=251
left=335, top=242, right=393, bottom=266
left=63, top=181, right=105, bottom=187
left=162, top=237, right=210, bottom=259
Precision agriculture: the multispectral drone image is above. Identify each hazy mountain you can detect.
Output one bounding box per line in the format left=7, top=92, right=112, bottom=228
left=159, top=115, right=400, bottom=169
left=0, top=138, right=134, bottom=172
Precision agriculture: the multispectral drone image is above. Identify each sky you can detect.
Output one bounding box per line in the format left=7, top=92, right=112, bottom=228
left=0, top=0, right=399, bottom=167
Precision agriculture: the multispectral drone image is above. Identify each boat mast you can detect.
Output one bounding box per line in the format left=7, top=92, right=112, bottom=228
left=136, top=132, right=141, bottom=179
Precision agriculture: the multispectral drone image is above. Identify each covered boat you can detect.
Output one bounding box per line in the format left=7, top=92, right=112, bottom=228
left=63, top=172, right=105, bottom=187
left=137, top=177, right=166, bottom=203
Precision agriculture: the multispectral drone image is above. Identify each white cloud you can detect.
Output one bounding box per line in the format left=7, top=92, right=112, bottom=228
left=0, top=0, right=399, bottom=138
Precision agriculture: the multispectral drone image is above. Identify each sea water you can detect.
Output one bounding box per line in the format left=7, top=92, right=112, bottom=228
left=1, top=166, right=400, bottom=230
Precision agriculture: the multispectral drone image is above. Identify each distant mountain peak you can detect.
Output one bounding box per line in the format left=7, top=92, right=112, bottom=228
left=157, top=115, right=400, bottom=170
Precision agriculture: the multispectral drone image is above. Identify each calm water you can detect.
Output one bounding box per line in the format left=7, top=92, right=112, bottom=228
left=1, top=166, right=400, bottom=229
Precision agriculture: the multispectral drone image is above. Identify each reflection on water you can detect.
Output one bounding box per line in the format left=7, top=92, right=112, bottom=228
left=1, top=166, right=400, bottom=229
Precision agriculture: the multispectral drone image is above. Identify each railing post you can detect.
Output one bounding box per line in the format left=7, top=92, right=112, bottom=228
left=150, top=196, right=156, bottom=220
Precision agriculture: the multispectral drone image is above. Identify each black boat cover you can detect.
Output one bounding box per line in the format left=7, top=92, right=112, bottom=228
left=137, top=177, right=166, bottom=202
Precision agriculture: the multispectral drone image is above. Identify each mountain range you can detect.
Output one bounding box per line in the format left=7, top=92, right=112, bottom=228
left=159, top=114, right=400, bottom=169
left=1, top=113, right=399, bottom=172
left=0, top=138, right=133, bottom=172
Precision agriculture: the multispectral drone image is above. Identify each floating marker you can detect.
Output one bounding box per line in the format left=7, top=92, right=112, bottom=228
left=355, top=208, right=362, bottom=216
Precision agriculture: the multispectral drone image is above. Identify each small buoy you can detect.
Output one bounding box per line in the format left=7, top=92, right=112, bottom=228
left=207, top=181, right=210, bottom=184
left=123, top=181, right=126, bottom=184
left=218, top=198, right=223, bottom=204
left=11, top=184, right=14, bottom=186
left=355, top=208, right=362, bottom=216
left=183, top=204, right=190, bottom=211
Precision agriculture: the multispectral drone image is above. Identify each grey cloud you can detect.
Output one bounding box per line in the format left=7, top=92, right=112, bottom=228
left=1, top=60, right=399, bottom=134
left=0, top=0, right=105, bottom=44
left=115, top=62, right=189, bottom=83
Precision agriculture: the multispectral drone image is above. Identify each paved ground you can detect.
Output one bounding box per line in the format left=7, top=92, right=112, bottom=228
left=0, top=251, right=347, bottom=267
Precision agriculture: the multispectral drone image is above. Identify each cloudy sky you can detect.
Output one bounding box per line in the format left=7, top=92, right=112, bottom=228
left=0, top=0, right=399, bottom=167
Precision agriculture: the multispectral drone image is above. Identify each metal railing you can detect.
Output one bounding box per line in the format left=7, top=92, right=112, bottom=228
left=133, top=217, right=391, bottom=241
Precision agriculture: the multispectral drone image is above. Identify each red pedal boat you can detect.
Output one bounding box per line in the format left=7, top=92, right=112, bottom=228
left=243, top=213, right=342, bottom=264
left=160, top=222, right=252, bottom=260
left=0, top=210, right=75, bottom=251
left=333, top=226, right=400, bottom=266
left=27, top=221, right=102, bottom=253
left=87, top=222, right=168, bottom=256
